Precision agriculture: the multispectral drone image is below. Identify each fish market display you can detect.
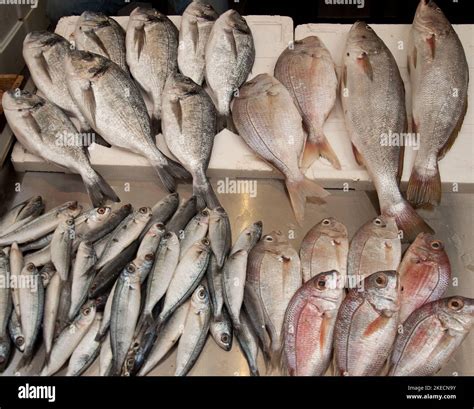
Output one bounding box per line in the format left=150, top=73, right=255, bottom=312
left=126, top=7, right=178, bottom=129
left=64, top=50, right=189, bottom=192
left=341, top=21, right=433, bottom=241
left=300, top=217, right=348, bottom=283
left=178, top=1, right=218, bottom=85
left=334, top=270, right=400, bottom=376
left=390, top=297, right=474, bottom=376
left=281, top=271, right=344, bottom=376
left=347, top=216, right=401, bottom=284
left=407, top=0, right=469, bottom=208
left=162, top=73, right=219, bottom=209
left=232, top=74, right=329, bottom=223
left=22, top=32, right=90, bottom=131
left=398, top=233, right=451, bottom=323
left=74, top=11, right=129, bottom=74
left=274, top=36, right=340, bottom=170
left=2, top=91, right=119, bottom=207
left=205, top=9, right=255, bottom=125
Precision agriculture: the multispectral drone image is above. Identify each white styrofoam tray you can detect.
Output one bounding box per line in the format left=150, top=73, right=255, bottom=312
left=10, top=18, right=474, bottom=192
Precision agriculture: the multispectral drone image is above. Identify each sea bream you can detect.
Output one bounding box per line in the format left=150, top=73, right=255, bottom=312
left=341, top=21, right=433, bottom=241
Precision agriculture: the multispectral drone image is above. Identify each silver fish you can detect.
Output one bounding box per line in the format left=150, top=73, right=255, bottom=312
left=179, top=209, right=210, bottom=259
left=140, top=193, right=179, bottom=239
left=208, top=207, right=231, bottom=268
left=210, top=307, right=233, bottom=352
left=162, top=73, right=219, bottom=209
left=73, top=206, right=112, bottom=244
left=206, top=253, right=224, bottom=320
left=275, top=36, right=340, bottom=170
left=8, top=309, right=25, bottom=352
left=99, top=332, right=113, bottom=376
left=341, top=22, right=433, bottom=241
left=236, top=309, right=260, bottom=376
left=82, top=204, right=132, bottom=244
left=22, top=31, right=90, bottom=131
left=223, top=249, right=248, bottom=329
left=178, top=1, right=218, bottom=85
left=9, top=243, right=22, bottom=318
left=64, top=50, right=190, bottom=192
left=407, top=0, right=469, bottom=208
left=0, top=196, right=43, bottom=234
left=41, top=300, right=96, bottom=376
left=24, top=244, right=51, bottom=268
left=232, top=74, right=329, bottom=224
left=135, top=223, right=165, bottom=267
left=205, top=10, right=255, bottom=121
left=0, top=337, right=10, bottom=372
left=231, top=221, right=263, bottom=255
left=43, top=270, right=61, bottom=359
left=175, top=284, right=211, bottom=376
left=19, top=233, right=53, bottom=252
left=126, top=7, right=179, bottom=127
left=166, top=196, right=197, bottom=235
left=51, top=217, right=74, bottom=281
left=74, top=11, right=129, bottom=73
left=0, top=251, right=11, bottom=343
left=2, top=91, right=119, bottom=207
left=39, top=262, right=56, bottom=288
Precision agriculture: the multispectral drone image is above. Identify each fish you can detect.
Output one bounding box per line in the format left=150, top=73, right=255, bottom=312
left=22, top=32, right=90, bottom=131
left=334, top=270, right=400, bottom=376
left=142, top=232, right=180, bottom=325
left=39, top=262, right=56, bottom=288
left=19, top=233, right=53, bottom=252
left=0, top=201, right=81, bottom=247
left=99, top=332, right=113, bottom=376
left=244, top=231, right=302, bottom=366
left=0, top=337, right=10, bottom=372
left=139, top=193, right=180, bottom=239
left=389, top=296, right=474, bottom=376
left=110, top=263, right=141, bottom=376
left=347, top=216, right=401, bottom=285
left=67, top=312, right=103, bottom=376
left=82, top=204, right=132, bottom=244
left=51, top=217, right=74, bottom=281
left=407, top=0, right=469, bottom=208
left=162, top=73, right=220, bottom=209
left=341, top=21, right=433, bottom=242
left=17, top=263, right=44, bottom=364
left=2, top=91, right=119, bottom=207
left=41, top=300, right=96, bottom=376
left=64, top=50, right=190, bottom=192
left=398, top=233, right=451, bottom=323
left=9, top=243, right=23, bottom=318
left=0, top=196, right=44, bottom=234
left=126, top=7, right=178, bottom=130
left=166, top=196, right=197, bottom=235
left=96, top=207, right=152, bottom=270
left=206, top=254, right=224, bottom=319
left=205, top=10, right=255, bottom=124
left=0, top=251, right=11, bottom=362
left=210, top=307, right=233, bottom=351
left=43, top=270, right=61, bottom=360
left=74, top=11, right=129, bottom=73
left=158, top=238, right=211, bottom=326
left=23, top=245, right=51, bottom=268
left=300, top=217, right=348, bottom=283
left=236, top=309, right=261, bottom=376
left=178, top=1, right=218, bottom=85
left=8, top=309, right=25, bottom=352
left=179, top=209, right=210, bottom=259
left=55, top=275, right=73, bottom=337
left=208, top=207, right=231, bottom=268
left=281, top=270, right=344, bottom=376
left=274, top=36, right=340, bottom=170
left=231, top=221, right=263, bottom=255
left=232, top=74, right=329, bottom=224
left=223, top=249, right=248, bottom=329
left=175, top=284, right=211, bottom=376
left=135, top=223, right=165, bottom=268
left=69, top=241, right=97, bottom=320
left=73, top=206, right=113, bottom=247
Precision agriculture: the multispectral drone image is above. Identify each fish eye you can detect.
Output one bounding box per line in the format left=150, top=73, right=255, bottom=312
left=16, top=337, right=25, bottom=346
left=66, top=218, right=74, bottom=225
left=164, top=232, right=173, bottom=239
left=201, top=209, right=210, bottom=216
left=374, top=218, right=383, bottom=226
left=322, top=219, right=331, bottom=226
left=126, top=357, right=135, bottom=367
left=346, top=52, right=350, bottom=57
left=197, top=288, right=206, bottom=299
left=145, top=253, right=154, bottom=261
left=139, top=207, right=148, bottom=214
left=430, top=240, right=442, bottom=250
left=265, top=236, right=273, bottom=242
left=27, top=263, right=35, bottom=272
left=202, top=238, right=210, bottom=246
left=127, top=264, right=136, bottom=273
left=448, top=298, right=463, bottom=311
left=221, top=334, right=230, bottom=344
left=97, top=207, right=106, bottom=214
left=83, top=308, right=91, bottom=315
left=316, top=279, right=327, bottom=290
left=374, top=273, right=388, bottom=287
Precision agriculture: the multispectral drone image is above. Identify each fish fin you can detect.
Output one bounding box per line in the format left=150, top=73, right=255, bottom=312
left=286, top=177, right=329, bottom=225
left=150, top=117, right=162, bottom=138
left=224, top=29, right=238, bottom=61
left=83, top=170, right=120, bottom=207
left=407, top=165, right=441, bottom=209
left=397, top=144, right=405, bottom=185
left=134, top=26, right=145, bottom=60
left=170, top=98, right=183, bottom=134
left=301, top=132, right=341, bottom=171
left=24, top=111, right=43, bottom=138
left=426, top=34, right=435, bottom=60
left=81, top=81, right=96, bottom=128
left=357, top=52, right=373, bottom=80
left=193, top=171, right=221, bottom=210
left=351, top=143, right=365, bottom=167
left=189, top=21, right=199, bottom=53
left=384, top=199, right=434, bottom=243
left=438, top=98, right=467, bottom=161
left=35, top=51, right=52, bottom=82
left=92, top=134, right=111, bottom=148
left=84, top=30, right=110, bottom=58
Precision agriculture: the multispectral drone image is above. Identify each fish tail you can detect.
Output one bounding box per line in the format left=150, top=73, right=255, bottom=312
left=83, top=171, right=120, bottom=207
left=407, top=165, right=441, bottom=209
left=150, top=149, right=191, bottom=192
left=193, top=171, right=221, bottom=210
left=286, top=176, right=329, bottom=224
left=302, top=131, right=341, bottom=171
left=384, top=199, right=434, bottom=243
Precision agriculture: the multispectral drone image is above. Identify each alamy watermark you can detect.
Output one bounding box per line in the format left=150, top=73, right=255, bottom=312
left=55, top=130, right=96, bottom=147
left=325, top=0, right=365, bottom=9
left=216, top=177, right=257, bottom=198
left=380, top=131, right=420, bottom=150
left=0, top=0, right=38, bottom=8
left=0, top=274, right=39, bottom=292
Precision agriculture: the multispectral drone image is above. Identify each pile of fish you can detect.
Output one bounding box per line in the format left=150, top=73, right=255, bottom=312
left=0, top=194, right=471, bottom=377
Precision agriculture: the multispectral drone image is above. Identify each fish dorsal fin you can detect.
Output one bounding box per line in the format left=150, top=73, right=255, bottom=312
left=189, top=21, right=199, bottom=54
left=351, top=143, right=365, bottom=167
left=134, top=26, right=146, bottom=61
left=438, top=98, right=468, bottom=160
left=81, top=81, right=96, bottom=127
left=84, top=29, right=110, bottom=58
left=35, top=51, right=52, bottom=82
left=357, top=52, right=373, bottom=81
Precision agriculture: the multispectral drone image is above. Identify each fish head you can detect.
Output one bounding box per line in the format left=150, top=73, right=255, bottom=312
left=22, top=196, right=44, bottom=217
left=411, top=233, right=447, bottom=263
left=237, top=74, right=281, bottom=100
left=220, top=9, right=251, bottom=35
left=293, top=36, right=327, bottom=56
left=1, top=90, right=44, bottom=114
left=414, top=0, right=451, bottom=38
left=210, top=317, right=233, bottom=351
left=367, top=215, right=399, bottom=239
left=260, top=230, right=287, bottom=251
left=129, top=7, right=167, bottom=27
left=195, top=208, right=211, bottom=226
left=191, top=284, right=210, bottom=312
left=136, top=206, right=153, bottom=222
left=439, top=297, right=474, bottom=333
left=317, top=217, right=348, bottom=239
left=65, top=50, right=111, bottom=81
left=90, top=206, right=112, bottom=223
left=165, top=73, right=201, bottom=100
left=77, top=11, right=110, bottom=32
left=150, top=222, right=166, bottom=237
left=23, top=31, right=66, bottom=54
left=77, top=300, right=97, bottom=326
left=163, top=231, right=179, bottom=247
left=184, top=1, right=218, bottom=22
left=0, top=338, right=10, bottom=372
left=39, top=262, right=56, bottom=286
left=365, top=270, right=400, bottom=315
left=309, top=270, right=344, bottom=309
